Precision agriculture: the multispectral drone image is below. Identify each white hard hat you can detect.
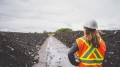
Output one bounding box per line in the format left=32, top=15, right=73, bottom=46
left=83, top=20, right=98, bottom=29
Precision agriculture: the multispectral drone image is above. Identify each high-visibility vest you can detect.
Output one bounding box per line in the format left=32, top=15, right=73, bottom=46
left=76, top=37, right=106, bottom=67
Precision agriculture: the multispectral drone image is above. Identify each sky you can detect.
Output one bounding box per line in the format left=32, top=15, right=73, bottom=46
left=0, top=0, right=120, bottom=32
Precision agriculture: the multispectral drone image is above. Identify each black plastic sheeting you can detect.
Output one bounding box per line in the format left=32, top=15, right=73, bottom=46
left=54, top=30, right=120, bottom=67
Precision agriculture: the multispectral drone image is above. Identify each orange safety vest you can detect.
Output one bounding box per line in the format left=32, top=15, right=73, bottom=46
left=76, top=37, right=106, bottom=67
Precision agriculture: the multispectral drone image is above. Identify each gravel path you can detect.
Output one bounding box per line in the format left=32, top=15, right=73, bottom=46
left=33, top=36, right=76, bottom=67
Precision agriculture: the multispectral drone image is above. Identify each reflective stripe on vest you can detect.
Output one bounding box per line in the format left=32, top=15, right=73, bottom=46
left=77, top=38, right=104, bottom=65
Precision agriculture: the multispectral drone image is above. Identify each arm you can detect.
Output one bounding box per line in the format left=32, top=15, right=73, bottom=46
left=68, top=42, right=79, bottom=66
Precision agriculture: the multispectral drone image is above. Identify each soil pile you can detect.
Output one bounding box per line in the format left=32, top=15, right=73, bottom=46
left=0, top=32, right=48, bottom=67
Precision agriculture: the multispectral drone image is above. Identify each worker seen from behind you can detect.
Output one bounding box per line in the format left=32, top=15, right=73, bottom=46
left=68, top=20, right=106, bottom=67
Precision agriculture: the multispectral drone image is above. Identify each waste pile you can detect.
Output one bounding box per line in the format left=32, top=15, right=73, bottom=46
left=54, top=31, right=83, bottom=48
left=0, top=32, right=48, bottom=67
left=54, top=30, right=120, bottom=67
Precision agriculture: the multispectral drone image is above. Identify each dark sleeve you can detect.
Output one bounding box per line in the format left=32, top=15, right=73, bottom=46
left=68, top=42, right=79, bottom=66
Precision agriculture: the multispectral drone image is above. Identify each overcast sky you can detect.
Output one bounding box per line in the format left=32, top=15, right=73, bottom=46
left=0, top=0, right=120, bottom=32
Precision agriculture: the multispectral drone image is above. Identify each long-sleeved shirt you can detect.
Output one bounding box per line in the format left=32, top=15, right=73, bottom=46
left=68, top=42, right=79, bottom=66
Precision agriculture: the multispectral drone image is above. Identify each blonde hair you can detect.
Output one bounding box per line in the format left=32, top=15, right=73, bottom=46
left=84, top=27, right=101, bottom=48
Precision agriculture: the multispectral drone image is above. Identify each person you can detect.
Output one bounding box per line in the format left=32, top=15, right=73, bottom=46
left=68, top=20, right=106, bottom=67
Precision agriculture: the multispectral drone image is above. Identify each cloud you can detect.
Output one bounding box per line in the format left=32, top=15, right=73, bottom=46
left=0, top=0, right=120, bottom=32
left=0, top=29, right=9, bottom=32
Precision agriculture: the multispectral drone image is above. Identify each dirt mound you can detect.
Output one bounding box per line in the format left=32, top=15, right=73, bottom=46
left=0, top=32, right=48, bottom=67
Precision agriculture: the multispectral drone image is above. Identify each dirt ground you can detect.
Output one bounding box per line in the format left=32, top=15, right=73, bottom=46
left=33, top=36, right=76, bottom=67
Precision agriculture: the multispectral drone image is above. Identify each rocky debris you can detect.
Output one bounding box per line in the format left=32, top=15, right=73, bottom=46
left=0, top=32, right=48, bottom=67
left=54, top=30, right=120, bottom=67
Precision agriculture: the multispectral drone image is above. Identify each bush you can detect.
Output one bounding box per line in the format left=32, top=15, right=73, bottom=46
left=55, top=28, right=73, bottom=33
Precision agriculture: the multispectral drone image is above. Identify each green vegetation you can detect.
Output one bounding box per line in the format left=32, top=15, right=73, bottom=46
left=55, top=28, right=73, bottom=33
